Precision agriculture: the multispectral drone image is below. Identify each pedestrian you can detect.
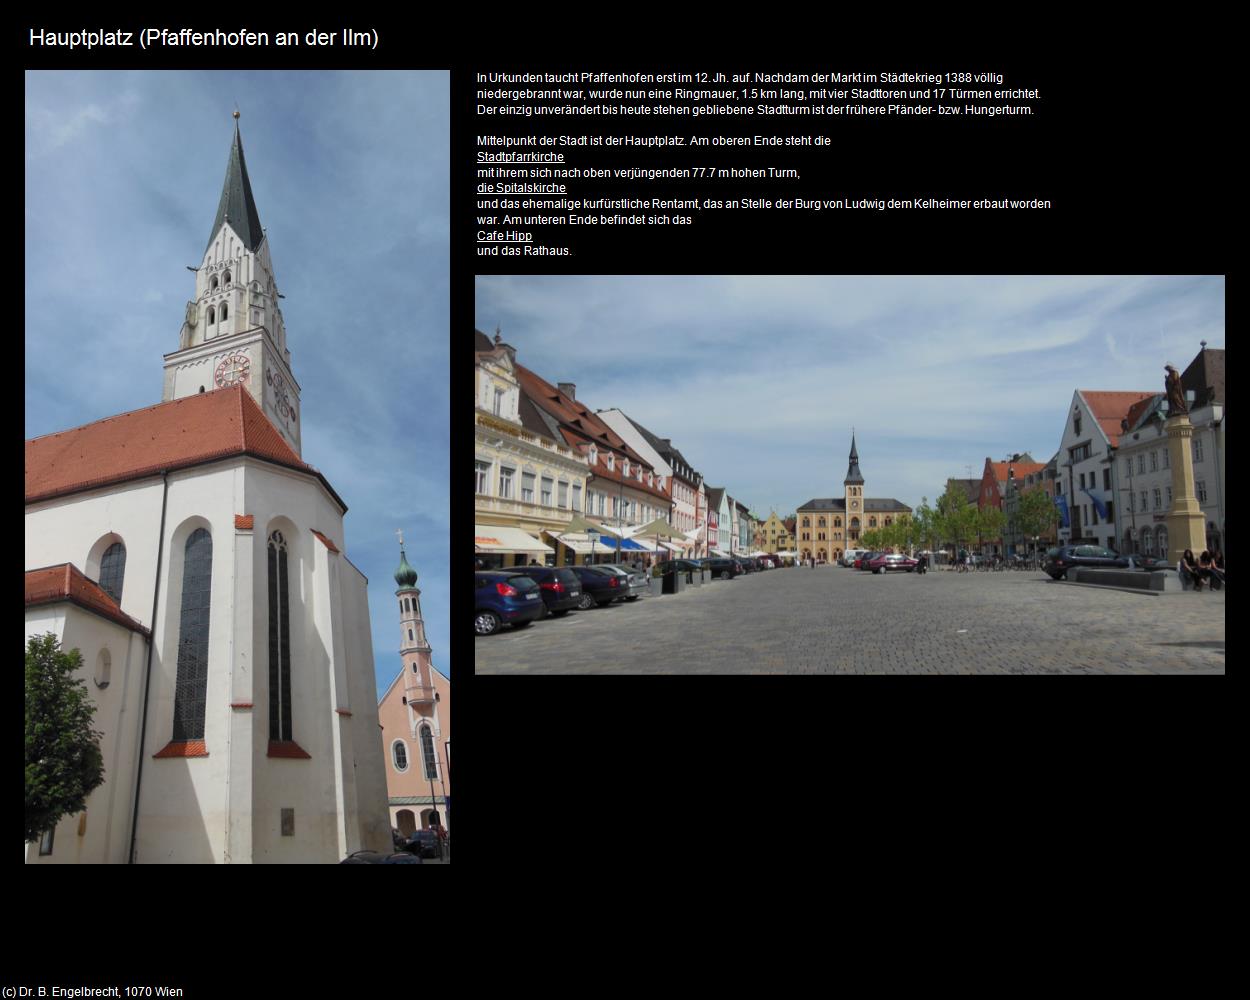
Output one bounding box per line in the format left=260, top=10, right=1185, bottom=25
left=1211, top=551, right=1226, bottom=588
left=1179, top=549, right=1203, bottom=591
left=916, top=552, right=928, bottom=575
left=1199, top=550, right=1220, bottom=590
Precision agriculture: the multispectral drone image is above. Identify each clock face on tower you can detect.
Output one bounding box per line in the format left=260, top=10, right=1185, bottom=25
left=266, top=368, right=296, bottom=423
left=214, top=353, right=251, bottom=387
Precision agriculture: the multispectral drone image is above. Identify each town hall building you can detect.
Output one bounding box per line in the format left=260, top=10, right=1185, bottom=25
left=796, top=434, right=912, bottom=564
left=25, top=115, right=390, bottom=863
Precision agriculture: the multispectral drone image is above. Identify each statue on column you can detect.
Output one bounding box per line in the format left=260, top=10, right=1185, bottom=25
left=1164, top=363, right=1187, bottom=416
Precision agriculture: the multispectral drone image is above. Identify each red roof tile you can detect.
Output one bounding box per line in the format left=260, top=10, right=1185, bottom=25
left=310, top=529, right=340, bottom=553
left=153, top=740, right=208, bottom=758
left=515, top=366, right=670, bottom=500
left=1081, top=391, right=1157, bottom=448
left=988, top=460, right=1046, bottom=484
left=267, top=740, right=311, bottom=759
left=25, top=386, right=334, bottom=505
left=25, top=564, right=150, bottom=636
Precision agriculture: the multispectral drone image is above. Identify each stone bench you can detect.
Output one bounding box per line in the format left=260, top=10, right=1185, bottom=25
left=1068, top=567, right=1183, bottom=592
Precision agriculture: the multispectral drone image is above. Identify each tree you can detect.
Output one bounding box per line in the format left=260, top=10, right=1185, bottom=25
left=976, top=506, right=1008, bottom=553
left=25, top=634, right=105, bottom=844
left=1017, top=488, right=1060, bottom=552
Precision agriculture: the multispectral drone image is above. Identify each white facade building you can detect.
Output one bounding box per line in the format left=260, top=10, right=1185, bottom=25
left=1054, top=390, right=1154, bottom=550
left=25, top=118, right=389, bottom=863
left=1114, top=394, right=1226, bottom=557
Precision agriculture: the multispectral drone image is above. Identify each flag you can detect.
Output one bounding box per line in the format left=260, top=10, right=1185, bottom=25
left=1055, top=495, right=1070, bottom=528
left=1082, top=488, right=1109, bottom=520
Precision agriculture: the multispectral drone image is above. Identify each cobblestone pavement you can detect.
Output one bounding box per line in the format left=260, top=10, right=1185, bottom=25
left=474, top=566, right=1226, bottom=674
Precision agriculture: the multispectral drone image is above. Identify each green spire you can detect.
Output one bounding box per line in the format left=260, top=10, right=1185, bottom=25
left=206, top=113, right=264, bottom=254
left=394, top=537, right=418, bottom=589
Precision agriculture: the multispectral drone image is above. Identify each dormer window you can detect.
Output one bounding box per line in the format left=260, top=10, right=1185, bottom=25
left=588, top=445, right=597, bottom=465
left=622, top=459, right=629, bottom=477
left=647, top=473, right=654, bottom=487
left=606, top=454, right=615, bottom=471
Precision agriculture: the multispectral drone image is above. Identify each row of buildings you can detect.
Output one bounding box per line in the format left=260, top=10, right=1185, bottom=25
left=945, top=345, right=1226, bottom=559
left=474, top=330, right=775, bottom=565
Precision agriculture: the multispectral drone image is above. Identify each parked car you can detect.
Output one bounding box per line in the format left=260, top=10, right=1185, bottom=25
left=401, top=829, right=443, bottom=859
left=569, top=565, right=626, bottom=608
left=474, top=571, right=545, bottom=636
left=1123, top=554, right=1171, bottom=571
left=597, top=563, right=650, bottom=600
left=512, top=565, right=582, bottom=616
left=658, top=558, right=702, bottom=577
left=866, top=553, right=919, bottom=574
left=703, top=557, right=745, bottom=579
left=855, top=552, right=880, bottom=570
left=1043, top=544, right=1128, bottom=580
left=340, top=850, right=423, bottom=864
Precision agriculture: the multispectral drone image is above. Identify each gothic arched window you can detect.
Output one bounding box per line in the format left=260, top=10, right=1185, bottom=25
left=210, top=276, right=219, bottom=290
left=207, top=306, right=216, bottom=324
left=267, top=530, right=293, bottom=742
left=222, top=269, right=231, bottom=285
left=419, top=724, right=438, bottom=780
left=802, top=517, right=810, bottom=528
left=98, top=542, right=126, bottom=604
left=172, top=528, right=212, bottom=742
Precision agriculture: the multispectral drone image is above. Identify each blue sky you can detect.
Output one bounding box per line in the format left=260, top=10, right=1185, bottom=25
left=476, top=275, right=1225, bottom=515
left=25, top=70, right=449, bottom=698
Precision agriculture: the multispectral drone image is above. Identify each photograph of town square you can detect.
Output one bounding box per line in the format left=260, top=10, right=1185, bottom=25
left=25, top=71, right=450, bottom=863
left=475, top=275, right=1225, bottom=674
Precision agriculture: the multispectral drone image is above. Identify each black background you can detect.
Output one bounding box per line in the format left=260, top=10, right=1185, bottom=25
left=20, top=17, right=1228, bottom=908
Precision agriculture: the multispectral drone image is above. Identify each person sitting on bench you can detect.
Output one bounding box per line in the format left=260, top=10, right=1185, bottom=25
left=1179, top=549, right=1203, bottom=591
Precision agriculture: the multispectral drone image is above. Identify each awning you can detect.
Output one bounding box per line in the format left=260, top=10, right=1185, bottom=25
left=550, top=533, right=597, bottom=554
left=474, top=524, right=554, bottom=555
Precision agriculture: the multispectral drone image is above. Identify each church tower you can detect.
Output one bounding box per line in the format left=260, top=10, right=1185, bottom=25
left=162, top=111, right=302, bottom=455
left=844, top=431, right=864, bottom=543
left=394, top=533, right=446, bottom=822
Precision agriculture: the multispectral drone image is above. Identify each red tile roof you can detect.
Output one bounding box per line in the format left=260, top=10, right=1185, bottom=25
left=1081, top=391, right=1156, bottom=448
left=310, top=529, right=340, bottom=553
left=25, top=386, right=345, bottom=510
left=153, top=740, right=209, bottom=758
left=25, top=564, right=150, bottom=636
left=516, top=364, right=670, bottom=501
left=988, top=460, right=1046, bottom=484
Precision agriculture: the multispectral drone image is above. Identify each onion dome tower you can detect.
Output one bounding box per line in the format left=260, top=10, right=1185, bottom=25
left=394, top=531, right=436, bottom=713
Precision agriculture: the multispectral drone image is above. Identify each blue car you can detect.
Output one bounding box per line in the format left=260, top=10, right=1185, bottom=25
left=474, top=570, right=545, bottom=635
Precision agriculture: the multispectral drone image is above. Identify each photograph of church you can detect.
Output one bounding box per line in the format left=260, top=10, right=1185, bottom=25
left=25, top=72, right=449, bottom=863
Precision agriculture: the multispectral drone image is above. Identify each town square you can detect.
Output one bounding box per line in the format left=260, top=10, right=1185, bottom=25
left=475, top=275, right=1225, bottom=674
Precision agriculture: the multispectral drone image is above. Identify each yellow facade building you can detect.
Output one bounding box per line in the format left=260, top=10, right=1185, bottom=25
left=760, top=512, right=794, bottom=554
left=796, top=435, right=911, bottom=563
left=474, top=331, right=589, bottom=567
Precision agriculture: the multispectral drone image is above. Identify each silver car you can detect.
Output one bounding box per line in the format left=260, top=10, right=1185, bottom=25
left=597, top=563, right=650, bottom=600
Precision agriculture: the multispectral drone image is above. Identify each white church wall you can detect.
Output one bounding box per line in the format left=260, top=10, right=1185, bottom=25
left=341, top=559, right=391, bottom=852
left=25, top=606, right=146, bottom=865
left=136, top=476, right=238, bottom=863
left=25, top=479, right=167, bottom=628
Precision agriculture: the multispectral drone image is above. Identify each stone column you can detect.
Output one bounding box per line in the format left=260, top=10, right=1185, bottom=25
left=1165, top=414, right=1206, bottom=565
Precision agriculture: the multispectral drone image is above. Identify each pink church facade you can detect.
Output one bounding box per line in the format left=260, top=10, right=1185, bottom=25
left=378, top=543, right=450, bottom=840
